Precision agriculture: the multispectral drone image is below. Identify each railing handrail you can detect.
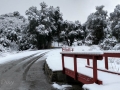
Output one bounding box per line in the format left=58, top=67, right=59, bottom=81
left=61, top=51, right=103, bottom=84
left=103, top=52, right=120, bottom=69
left=62, top=47, right=73, bottom=51
left=61, top=51, right=103, bottom=55
left=61, top=51, right=120, bottom=84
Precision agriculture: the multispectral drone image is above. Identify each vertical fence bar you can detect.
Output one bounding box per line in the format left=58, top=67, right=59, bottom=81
left=93, top=56, right=98, bottom=83
left=105, top=56, right=108, bottom=70
left=62, top=54, right=65, bottom=73
left=87, top=58, right=90, bottom=65
left=74, top=55, right=77, bottom=80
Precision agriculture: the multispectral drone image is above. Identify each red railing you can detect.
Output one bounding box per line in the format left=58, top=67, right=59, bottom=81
left=104, top=52, right=120, bottom=70
left=87, top=52, right=120, bottom=71
left=60, top=52, right=103, bottom=84
left=62, top=47, right=73, bottom=51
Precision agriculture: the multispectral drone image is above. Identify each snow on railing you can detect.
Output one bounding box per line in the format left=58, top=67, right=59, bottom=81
left=86, top=51, right=120, bottom=74
left=62, top=47, right=73, bottom=51
left=104, top=52, right=120, bottom=73
left=60, top=51, right=103, bottom=84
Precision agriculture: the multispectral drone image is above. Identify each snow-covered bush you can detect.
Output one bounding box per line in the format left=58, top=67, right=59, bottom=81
left=85, top=40, right=93, bottom=46
left=113, top=43, right=120, bottom=50
left=0, top=12, right=28, bottom=51
left=84, top=33, right=93, bottom=46
left=13, top=11, right=20, bottom=16
left=0, top=44, right=5, bottom=52
left=100, top=37, right=117, bottom=50
left=77, top=40, right=83, bottom=46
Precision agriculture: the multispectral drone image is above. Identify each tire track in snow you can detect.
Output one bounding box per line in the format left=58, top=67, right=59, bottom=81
left=0, top=52, right=40, bottom=74
left=0, top=51, right=48, bottom=90
left=22, top=52, right=47, bottom=80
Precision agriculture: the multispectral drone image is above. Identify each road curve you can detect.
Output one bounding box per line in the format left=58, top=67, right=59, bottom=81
left=0, top=52, right=54, bottom=90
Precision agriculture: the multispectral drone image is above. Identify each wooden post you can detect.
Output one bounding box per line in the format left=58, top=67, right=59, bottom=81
left=74, top=55, right=77, bottom=80
left=87, top=58, right=90, bottom=65
left=93, top=56, right=97, bottom=83
left=62, top=54, right=65, bottom=73
left=105, top=56, right=108, bottom=70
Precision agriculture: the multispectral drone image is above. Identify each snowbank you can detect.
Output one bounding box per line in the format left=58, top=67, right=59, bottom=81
left=46, top=45, right=120, bottom=90
left=46, top=45, right=102, bottom=71
left=83, top=83, right=120, bottom=90
left=0, top=50, right=48, bottom=64
left=52, top=82, right=72, bottom=89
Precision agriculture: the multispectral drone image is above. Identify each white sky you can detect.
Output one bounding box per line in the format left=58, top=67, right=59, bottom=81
left=0, top=0, right=120, bottom=24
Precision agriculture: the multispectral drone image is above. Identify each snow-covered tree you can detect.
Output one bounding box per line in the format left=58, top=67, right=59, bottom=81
left=60, top=20, right=74, bottom=46
left=26, top=2, right=63, bottom=49
left=84, top=32, right=93, bottom=46
left=49, top=6, right=63, bottom=40
left=0, top=12, right=28, bottom=51
left=60, top=20, right=84, bottom=46
left=100, top=36, right=117, bottom=50
left=85, top=5, right=108, bottom=44
left=75, top=21, right=85, bottom=41
left=110, top=5, right=120, bottom=42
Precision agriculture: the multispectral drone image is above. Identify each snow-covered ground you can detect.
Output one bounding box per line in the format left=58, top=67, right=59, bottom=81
left=1, top=45, right=120, bottom=90
left=46, top=45, right=102, bottom=71
left=52, top=82, right=72, bottom=90
left=0, top=50, right=49, bottom=64
left=46, top=45, right=120, bottom=90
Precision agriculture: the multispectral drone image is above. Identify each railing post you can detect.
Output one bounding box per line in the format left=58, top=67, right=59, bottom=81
left=105, top=56, right=108, bottom=70
left=87, top=58, right=90, bottom=66
left=93, top=56, right=98, bottom=83
left=74, top=55, right=77, bottom=80
left=62, top=54, right=65, bottom=73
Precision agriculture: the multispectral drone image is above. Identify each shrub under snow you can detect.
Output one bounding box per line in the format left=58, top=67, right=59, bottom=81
left=100, top=37, right=117, bottom=50
left=113, top=43, right=120, bottom=50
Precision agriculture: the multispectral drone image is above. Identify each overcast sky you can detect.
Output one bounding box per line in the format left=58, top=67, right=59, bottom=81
left=0, top=0, right=120, bottom=24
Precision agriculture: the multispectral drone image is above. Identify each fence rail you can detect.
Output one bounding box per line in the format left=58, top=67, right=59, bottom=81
left=62, top=47, right=73, bottom=51
left=60, top=51, right=103, bottom=84
left=61, top=50, right=120, bottom=84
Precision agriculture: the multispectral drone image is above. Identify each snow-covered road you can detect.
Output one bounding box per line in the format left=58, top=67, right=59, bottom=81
left=0, top=52, right=54, bottom=90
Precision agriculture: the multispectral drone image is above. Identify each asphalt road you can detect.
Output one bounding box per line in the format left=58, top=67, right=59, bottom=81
left=0, top=51, right=83, bottom=90
left=0, top=52, right=54, bottom=90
